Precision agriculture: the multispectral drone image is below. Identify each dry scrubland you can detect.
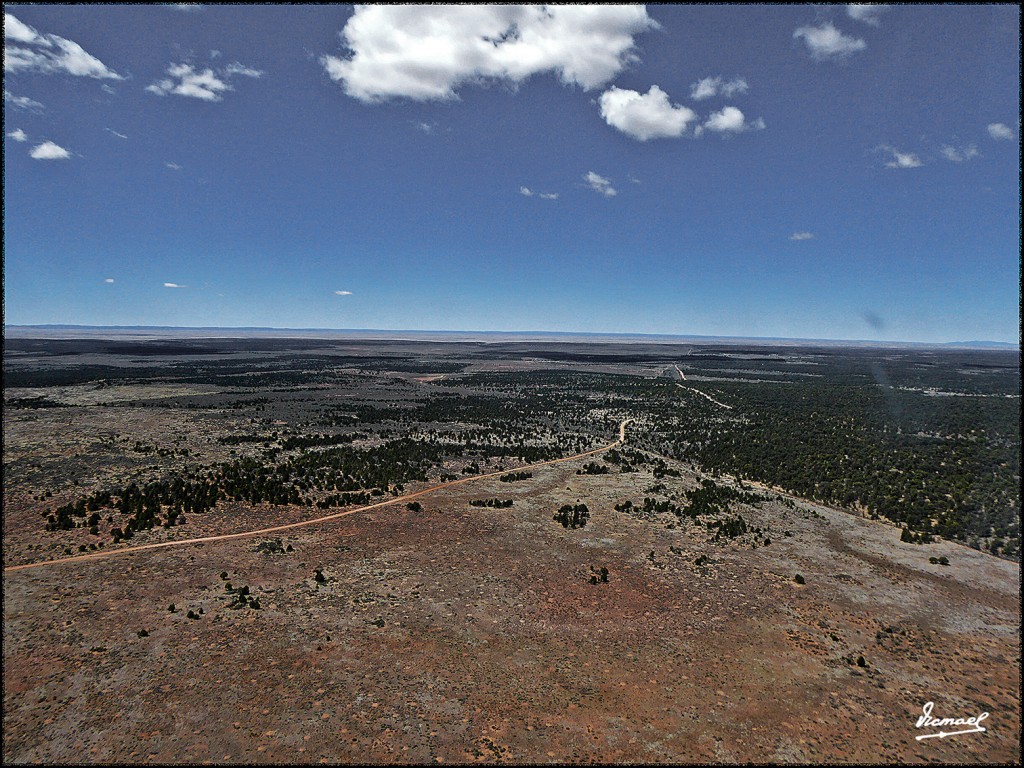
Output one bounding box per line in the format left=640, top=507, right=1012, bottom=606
left=3, top=336, right=1020, bottom=764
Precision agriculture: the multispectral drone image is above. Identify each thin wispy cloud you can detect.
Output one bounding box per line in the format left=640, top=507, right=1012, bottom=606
left=790, top=231, right=815, bottom=241
left=163, top=282, right=187, bottom=288
left=105, top=128, right=128, bottom=139
left=223, top=62, right=263, bottom=78
left=940, top=144, right=978, bottom=163
left=793, top=22, right=866, bottom=61
left=846, top=4, right=888, bottom=26
left=7, top=128, right=28, bottom=141
left=29, top=141, right=71, bottom=160
left=4, top=89, right=44, bottom=112
left=584, top=171, right=617, bottom=197
left=322, top=5, right=657, bottom=102
left=599, top=85, right=697, bottom=141
left=146, top=61, right=263, bottom=102
left=4, top=13, right=123, bottom=79
left=334, top=290, right=353, bottom=296
left=690, top=76, right=748, bottom=101
left=520, top=186, right=558, bottom=199
left=987, top=122, right=1014, bottom=141
left=165, top=162, right=182, bottom=170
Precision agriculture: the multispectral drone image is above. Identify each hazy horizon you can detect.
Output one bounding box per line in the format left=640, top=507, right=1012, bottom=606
left=4, top=322, right=1019, bottom=349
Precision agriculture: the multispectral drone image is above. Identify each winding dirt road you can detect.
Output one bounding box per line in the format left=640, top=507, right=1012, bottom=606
left=4, top=419, right=633, bottom=574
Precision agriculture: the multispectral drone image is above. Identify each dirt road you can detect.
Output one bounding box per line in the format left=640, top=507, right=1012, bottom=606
left=674, top=365, right=733, bottom=409
left=3, top=419, right=633, bottom=574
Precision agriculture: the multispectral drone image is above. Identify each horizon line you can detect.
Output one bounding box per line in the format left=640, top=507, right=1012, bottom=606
left=3, top=324, right=1019, bottom=350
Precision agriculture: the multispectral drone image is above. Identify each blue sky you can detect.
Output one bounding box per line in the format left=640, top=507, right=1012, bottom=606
left=3, top=4, right=1020, bottom=343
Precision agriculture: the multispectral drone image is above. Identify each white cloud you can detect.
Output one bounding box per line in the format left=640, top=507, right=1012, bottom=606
left=169, top=4, right=203, bottom=11
left=105, top=127, right=128, bottom=139
left=146, top=61, right=262, bottom=102
left=165, top=162, right=182, bottom=170
left=29, top=141, right=70, bottom=160
left=793, top=22, right=866, bottom=61
left=4, top=13, right=122, bottom=79
left=520, top=185, right=558, bottom=199
left=104, top=278, right=115, bottom=283
left=223, top=62, right=264, bottom=78
left=4, top=13, right=42, bottom=44
left=7, top=128, right=28, bottom=141
left=4, top=89, right=44, bottom=111
left=322, top=5, right=657, bottom=103
left=877, top=145, right=922, bottom=169
left=690, top=75, right=748, bottom=101
left=164, top=282, right=187, bottom=288
left=334, top=290, right=353, bottom=296
left=940, top=144, right=978, bottom=163
left=846, top=4, right=887, bottom=26
left=987, top=122, right=1014, bottom=141
left=790, top=231, right=815, bottom=241
left=584, top=171, right=616, bottom=197
left=147, top=63, right=229, bottom=101
left=701, top=106, right=765, bottom=135
left=599, top=85, right=697, bottom=141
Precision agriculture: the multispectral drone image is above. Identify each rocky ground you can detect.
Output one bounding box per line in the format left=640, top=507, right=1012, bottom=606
left=4, top=452, right=1019, bottom=764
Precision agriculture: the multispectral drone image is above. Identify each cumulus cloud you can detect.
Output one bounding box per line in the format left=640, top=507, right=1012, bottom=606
left=793, top=22, right=866, bottom=60
left=104, top=278, right=115, bottom=283
left=7, top=128, right=28, bottom=141
left=940, top=144, right=978, bottom=163
left=520, top=186, right=534, bottom=196
left=29, top=140, right=70, bottom=160
left=690, top=75, right=748, bottom=101
left=146, top=61, right=262, bottom=101
left=846, top=4, right=887, bottom=26
left=322, top=5, right=657, bottom=102
left=987, top=122, right=1014, bottom=140
left=599, top=85, right=698, bottom=141
left=877, top=145, right=922, bottom=169
left=790, top=231, right=815, bottom=241
left=334, top=290, right=353, bottom=296
left=163, top=282, right=187, bottom=288
left=584, top=171, right=616, bottom=197
left=4, top=89, right=44, bottom=111
left=700, top=106, right=765, bottom=135
left=4, top=13, right=122, bottom=79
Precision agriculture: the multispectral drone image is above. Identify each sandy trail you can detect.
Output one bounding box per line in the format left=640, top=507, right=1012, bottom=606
left=4, top=419, right=633, bottom=574
left=674, top=365, right=733, bottom=409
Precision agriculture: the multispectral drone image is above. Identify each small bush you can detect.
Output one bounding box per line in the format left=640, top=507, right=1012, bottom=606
left=794, top=574, right=805, bottom=585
